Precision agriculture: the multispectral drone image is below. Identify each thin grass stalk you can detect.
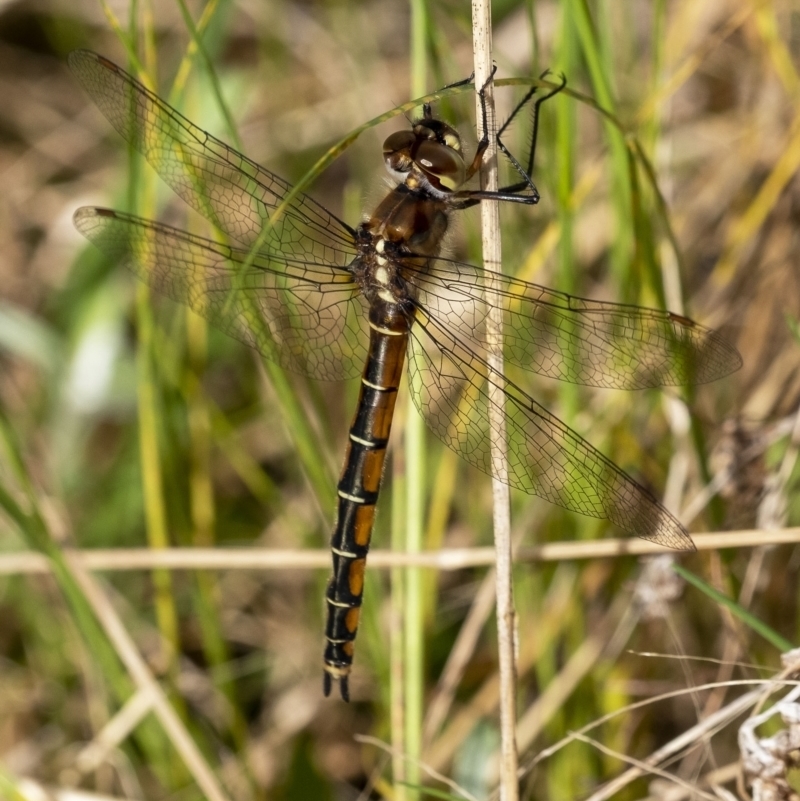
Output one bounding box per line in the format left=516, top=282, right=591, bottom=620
left=554, top=4, right=580, bottom=435
left=62, top=537, right=232, bottom=801
left=651, top=0, right=694, bottom=519
left=390, top=405, right=408, bottom=798
left=97, top=0, right=143, bottom=75
left=169, top=20, right=256, bottom=780
left=403, top=382, right=425, bottom=787
left=426, top=567, right=578, bottom=774
left=187, top=53, right=336, bottom=509
left=110, top=9, right=228, bottom=782
left=168, top=0, right=222, bottom=104
left=159, top=12, right=338, bottom=516
left=402, top=1, right=429, bottom=796
left=568, top=0, right=632, bottom=285
left=133, top=16, right=195, bottom=781
left=172, top=0, right=237, bottom=138
left=177, top=5, right=336, bottom=517
left=186, top=310, right=249, bottom=755
left=0, top=411, right=176, bottom=782
left=175, top=51, right=251, bottom=759
left=421, top=446, right=458, bottom=625
left=128, top=42, right=182, bottom=689
left=579, top=688, right=765, bottom=801
left=134, top=292, right=180, bottom=653
left=471, top=2, right=518, bottom=799
left=422, top=568, right=497, bottom=745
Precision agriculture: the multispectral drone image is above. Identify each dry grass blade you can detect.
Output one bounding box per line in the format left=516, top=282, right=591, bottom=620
left=571, top=730, right=720, bottom=801
left=356, top=734, right=482, bottom=801
left=59, top=549, right=231, bottom=801
left=1, top=528, right=798, bottom=576
left=423, top=568, right=497, bottom=745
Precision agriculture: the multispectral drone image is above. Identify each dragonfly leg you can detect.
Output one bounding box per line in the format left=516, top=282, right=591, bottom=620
left=452, top=69, right=567, bottom=208
left=495, top=70, right=567, bottom=197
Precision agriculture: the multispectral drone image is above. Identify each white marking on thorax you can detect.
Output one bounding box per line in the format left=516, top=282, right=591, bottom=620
left=375, top=265, right=389, bottom=285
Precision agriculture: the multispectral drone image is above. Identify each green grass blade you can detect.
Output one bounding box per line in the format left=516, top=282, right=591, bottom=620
left=403, top=2, right=429, bottom=797
left=673, top=565, right=794, bottom=653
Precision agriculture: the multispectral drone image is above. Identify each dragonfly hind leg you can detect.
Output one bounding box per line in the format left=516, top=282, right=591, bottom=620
left=451, top=68, right=567, bottom=208
left=495, top=69, right=568, bottom=198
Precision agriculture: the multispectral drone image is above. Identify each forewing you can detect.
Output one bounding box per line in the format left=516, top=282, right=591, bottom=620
left=68, top=50, right=357, bottom=266
left=407, top=308, right=694, bottom=549
left=75, top=207, right=368, bottom=381
left=403, top=257, right=741, bottom=389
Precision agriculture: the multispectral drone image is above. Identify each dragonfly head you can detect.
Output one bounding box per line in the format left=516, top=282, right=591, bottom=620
left=382, top=106, right=466, bottom=195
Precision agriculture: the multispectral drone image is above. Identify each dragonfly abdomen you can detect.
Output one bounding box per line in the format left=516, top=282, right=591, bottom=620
left=323, top=300, right=411, bottom=701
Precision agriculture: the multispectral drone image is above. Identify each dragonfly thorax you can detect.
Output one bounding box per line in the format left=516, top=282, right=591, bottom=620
left=361, top=183, right=450, bottom=263
left=352, top=235, right=408, bottom=306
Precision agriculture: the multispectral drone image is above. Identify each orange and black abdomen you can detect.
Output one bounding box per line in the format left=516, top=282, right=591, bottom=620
left=323, top=299, right=411, bottom=701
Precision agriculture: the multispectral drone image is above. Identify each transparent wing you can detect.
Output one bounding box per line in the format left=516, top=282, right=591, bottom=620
left=68, top=50, right=357, bottom=266
left=75, top=207, right=368, bottom=381
left=407, top=307, right=694, bottom=549
left=402, top=256, right=741, bottom=389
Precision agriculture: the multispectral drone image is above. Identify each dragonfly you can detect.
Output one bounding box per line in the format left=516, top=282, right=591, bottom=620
left=69, top=51, right=741, bottom=701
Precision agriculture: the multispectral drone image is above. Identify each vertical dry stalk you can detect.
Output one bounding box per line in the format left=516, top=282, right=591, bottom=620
left=471, top=2, right=519, bottom=799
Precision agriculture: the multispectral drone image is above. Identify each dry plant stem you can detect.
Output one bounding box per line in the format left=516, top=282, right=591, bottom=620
left=2, top=529, right=799, bottom=575
left=471, top=2, right=519, bottom=798
left=60, top=547, right=232, bottom=801
left=424, top=521, right=528, bottom=745
left=423, top=568, right=497, bottom=745
left=512, top=599, right=638, bottom=761
left=356, top=734, right=482, bottom=801
left=525, top=680, right=800, bottom=784
left=427, top=568, right=577, bottom=773
left=581, top=689, right=763, bottom=801
left=571, top=731, right=720, bottom=801
left=641, top=762, right=742, bottom=801
left=76, top=686, right=158, bottom=773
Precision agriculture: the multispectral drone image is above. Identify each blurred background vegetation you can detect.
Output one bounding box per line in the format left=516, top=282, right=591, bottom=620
left=0, top=0, right=798, bottom=799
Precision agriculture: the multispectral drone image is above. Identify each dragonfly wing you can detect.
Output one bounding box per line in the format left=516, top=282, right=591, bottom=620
left=404, top=257, right=741, bottom=389
left=407, top=308, right=694, bottom=549
left=68, top=50, right=357, bottom=265
left=75, top=207, right=368, bottom=381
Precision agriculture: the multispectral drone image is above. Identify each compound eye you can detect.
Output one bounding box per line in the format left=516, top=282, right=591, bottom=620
left=415, top=140, right=466, bottom=190
left=383, top=130, right=417, bottom=173
left=383, top=130, right=416, bottom=158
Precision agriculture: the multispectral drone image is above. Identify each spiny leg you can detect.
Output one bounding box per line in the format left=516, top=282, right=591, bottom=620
left=450, top=69, right=567, bottom=208
left=496, top=70, right=568, bottom=196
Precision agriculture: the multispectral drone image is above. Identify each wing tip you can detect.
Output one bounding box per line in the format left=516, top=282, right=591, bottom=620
left=66, top=48, right=91, bottom=69
left=697, top=331, right=743, bottom=384
left=73, top=206, right=120, bottom=232
left=644, top=518, right=696, bottom=552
